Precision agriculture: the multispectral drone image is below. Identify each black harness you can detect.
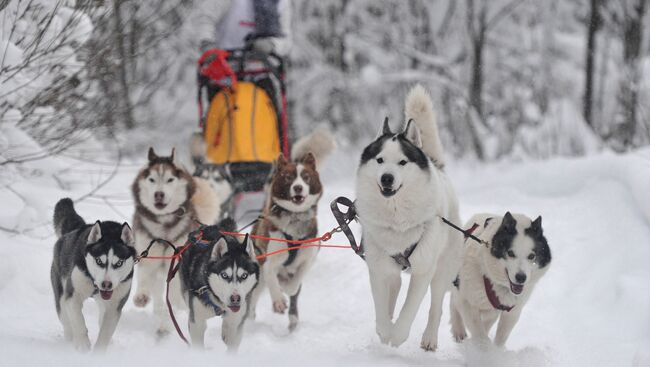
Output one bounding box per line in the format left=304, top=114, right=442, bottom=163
left=330, top=196, right=421, bottom=269
left=391, top=242, right=419, bottom=270
left=193, top=285, right=225, bottom=316
left=282, top=233, right=306, bottom=267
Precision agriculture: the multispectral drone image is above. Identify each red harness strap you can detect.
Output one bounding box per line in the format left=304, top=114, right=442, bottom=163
left=483, top=276, right=514, bottom=312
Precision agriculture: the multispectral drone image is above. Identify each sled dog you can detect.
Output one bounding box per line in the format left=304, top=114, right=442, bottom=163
left=355, top=85, right=463, bottom=350
left=131, top=148, right=220, bottom=335
left=449, top=212, right=551, bottom=347
left=50, top=198, right=135, bottom=351
left=250, top=128, right=335, bottom=331
left=179, top=219, right=259, bottom=351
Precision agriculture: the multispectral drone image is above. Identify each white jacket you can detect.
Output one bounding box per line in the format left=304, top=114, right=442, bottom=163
left=215, top=0, right=292, bottom=56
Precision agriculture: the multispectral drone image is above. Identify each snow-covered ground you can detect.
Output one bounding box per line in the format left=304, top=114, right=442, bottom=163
left=1, top=146, right=649, bottom=367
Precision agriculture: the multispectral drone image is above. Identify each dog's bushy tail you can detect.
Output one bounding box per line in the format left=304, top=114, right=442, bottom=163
left=53, top=198, right=85, bottom=238
left=404, top=84, right=445, bottom=167
left=291, top=126, right=336, bottom=165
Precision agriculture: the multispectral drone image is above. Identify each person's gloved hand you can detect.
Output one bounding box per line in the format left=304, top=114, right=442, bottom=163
left=252, top=37, right=275, bottom=54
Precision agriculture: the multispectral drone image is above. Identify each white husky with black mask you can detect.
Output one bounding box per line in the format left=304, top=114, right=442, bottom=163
left=355, top=85, right=463, bottom=350
left=449, top=212, right=551, bottom=347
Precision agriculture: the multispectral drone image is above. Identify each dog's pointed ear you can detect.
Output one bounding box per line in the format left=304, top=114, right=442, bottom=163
left=502, top=212, right=516, bottom=232
left=87, top=221, right=102, bottom=244
left=242, top=234, right=257, bottom=261
left=302, top=152, right=316, bottom=169
left=277, top=153, right=288, bottom=167
left=530, top=216, right=542, bottom=234
left=376, top=116, right=392, bottom=138
left=148, top=147, right=158, bottom=162
left=121, top=222, right=135, bottom=247
left=403, top=119, right=422, bottom=148
left=170, top=147, right=176, bottom=162
left=211, top=237, right=228, bottom=259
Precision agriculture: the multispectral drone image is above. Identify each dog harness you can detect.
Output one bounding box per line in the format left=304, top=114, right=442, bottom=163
left=194, top=286, right=225, bottom=316
left=391, top=243, right=418, bottom=270
left=282, top=233, right=305, bottom=266
left=483, top=276, right=514, bottom=312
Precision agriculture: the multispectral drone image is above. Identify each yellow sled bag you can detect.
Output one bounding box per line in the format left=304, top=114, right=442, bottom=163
left=204, top=81, right=281, bottom=164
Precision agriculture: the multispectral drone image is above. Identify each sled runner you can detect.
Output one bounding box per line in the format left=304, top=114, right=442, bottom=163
left=193, top=48, right=290, bottom=222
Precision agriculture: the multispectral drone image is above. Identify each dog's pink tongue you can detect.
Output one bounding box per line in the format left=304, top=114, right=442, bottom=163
left=228, top=305, right=241, bottom=313
left=510, top=283, right=524, bottom=295
left=100, top=290, right=113, bottom=300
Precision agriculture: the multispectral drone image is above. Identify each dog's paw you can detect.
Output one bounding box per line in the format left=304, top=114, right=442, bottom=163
left=133, top=293, right=150, bottom=308
left=376, top=321, right=392, bottom=345
left=272, top=298, right=287, bottom=314
left=73, top=337, right=91, bottom=352
left=420, top=334, right=438, bottom=352
left=389, top=321, right=410, bottom=347
left=452, top=330, right=467, bottom=343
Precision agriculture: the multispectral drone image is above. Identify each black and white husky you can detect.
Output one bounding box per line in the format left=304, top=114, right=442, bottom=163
left=355, top=85, right=463, bottom=350
left=50, top=198, right=136, bottom=351
left=179, top=219, right=259, bottom=351
left=450, top=212, right=551, bottom=347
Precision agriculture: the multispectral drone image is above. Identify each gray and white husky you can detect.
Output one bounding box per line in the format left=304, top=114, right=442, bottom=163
left=450, top=212, right=551, bottom=347
left=355, top=85, right=463, bottom=350
left=50, top=198, right=135, bottom=351
left=179, top=219, right=259, bottom=351
left=131, top=148, right=221, bottom=336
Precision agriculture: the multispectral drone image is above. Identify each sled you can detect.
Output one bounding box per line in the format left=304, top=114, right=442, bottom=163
left=193, top=48, right=290, bottom=223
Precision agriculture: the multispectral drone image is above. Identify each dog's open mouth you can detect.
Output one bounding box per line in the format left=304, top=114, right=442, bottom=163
left=228, top=304, right=241, bottom=313
left=379, top=185, right=401, bottom=197
left=99, top=290, right=113, bottom=300
left=291, top=195, right=305, bottom=204
left=154, top=202, right=167, bottom=210
left=507, top=273, right=524, bottom=295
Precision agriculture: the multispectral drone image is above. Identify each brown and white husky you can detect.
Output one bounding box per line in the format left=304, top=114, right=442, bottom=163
left=249, top=128, right=335, bottom=331
left=131, top=147, right=222, bottom=336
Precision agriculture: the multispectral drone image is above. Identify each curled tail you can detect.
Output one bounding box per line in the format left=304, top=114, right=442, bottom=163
left=53, top=198, right=85, bottom=238
left=404, top=84, right=445, bottom=167
left=291, top=126, right=336, bottom=165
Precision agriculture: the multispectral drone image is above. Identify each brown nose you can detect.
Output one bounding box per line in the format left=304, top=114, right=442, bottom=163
left=293, top=185, right=303, bottom=194
left=230, top=294, right=241, bottom=304
left=154, top=191, right=164, bottom=201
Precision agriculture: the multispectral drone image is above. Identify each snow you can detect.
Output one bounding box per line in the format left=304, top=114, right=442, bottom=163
left=1, top=147, right=649, bottom=366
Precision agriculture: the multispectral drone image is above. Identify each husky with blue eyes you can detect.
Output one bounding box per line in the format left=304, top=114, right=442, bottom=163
left=50, top=198, right=136, bottom=351
left=449, top=212, right=551, bottom=347
left=179, top=219, right=259, bottom=351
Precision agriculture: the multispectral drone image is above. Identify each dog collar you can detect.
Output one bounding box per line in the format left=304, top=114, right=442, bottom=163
left=483, top=276, right=514, bottom=312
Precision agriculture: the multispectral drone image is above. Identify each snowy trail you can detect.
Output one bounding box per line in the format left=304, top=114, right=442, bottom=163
left=1, top=149, right=649, bottom=367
